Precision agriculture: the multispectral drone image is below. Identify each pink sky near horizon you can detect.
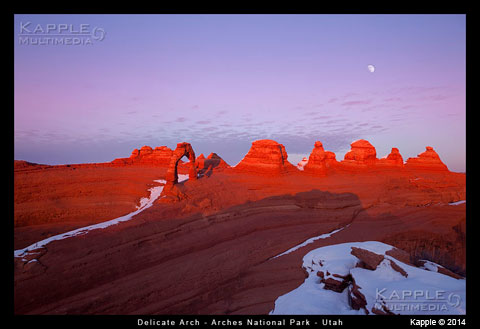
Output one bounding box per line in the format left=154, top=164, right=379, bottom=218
left=14, top=14, right=466, bottom=172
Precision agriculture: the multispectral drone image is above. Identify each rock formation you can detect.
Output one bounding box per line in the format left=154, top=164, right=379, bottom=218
left=350, top=247, right=385, bottom=270
left=377, top=147, right=404, bottom=167
left=14, top=143, right=466, bottom=315
left=112, top=145, right=173, bottom=167
left=195, top=154, right=206, bottom=169
left=196, top=153, right=230, bottom=177
left=165, top=143, right=197, bottom=185
left=405, top=146, right=449, bottom=171
left=324, top=151, right=338, bottom=168
left=342, top=139, right=377, bottom=167
left=234, top=139, right=296, bottom=175
left=303, top=141, right=327, bottom=175
left=302, top=141, right=339, bottom=174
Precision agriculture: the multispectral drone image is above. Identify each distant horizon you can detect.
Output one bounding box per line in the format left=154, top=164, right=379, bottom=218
left=14, top=137, right=465, bottom=173
left=14, top=14, right=466, bottom=172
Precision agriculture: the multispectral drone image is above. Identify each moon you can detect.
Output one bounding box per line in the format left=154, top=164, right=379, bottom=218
left=367, top=64, right=375, bottom=73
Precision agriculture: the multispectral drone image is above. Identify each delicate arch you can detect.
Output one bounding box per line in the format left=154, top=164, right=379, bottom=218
left=165, top=142, right=197, bottom=186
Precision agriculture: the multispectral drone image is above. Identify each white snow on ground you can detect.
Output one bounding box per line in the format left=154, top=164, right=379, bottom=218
left=271, top=225, right=350, bottom=259
left=14, top=175, right=189, bottom=259
left=449, top=200, right=466, bottom=205
left=270, top=241, right=465, bottom=315
left=296, top=157, right=309, bottom=171
left=419, top=259, right=440, bottom=272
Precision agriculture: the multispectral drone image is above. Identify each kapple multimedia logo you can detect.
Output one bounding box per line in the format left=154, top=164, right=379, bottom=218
left=18, top=21, right=106, bottom=46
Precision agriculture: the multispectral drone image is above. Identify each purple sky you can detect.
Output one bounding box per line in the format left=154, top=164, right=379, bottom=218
left=14, top=14, right=466, bottom=172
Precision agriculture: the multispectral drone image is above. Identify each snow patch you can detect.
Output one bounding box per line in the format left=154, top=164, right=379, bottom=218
left=296, top=157, right=309, bottom=171
left=449, top=200, right=466, bottom=206
left=271, top=225, right=350, bottom=259
left=271, top=241, right=466, bottom=315
left=419, top=260, right=440, bottom=272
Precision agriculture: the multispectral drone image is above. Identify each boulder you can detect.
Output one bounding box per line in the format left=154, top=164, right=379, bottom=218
left=385, top=247, right=411, bottom=265
left=351, top=247, right=385, bottom=270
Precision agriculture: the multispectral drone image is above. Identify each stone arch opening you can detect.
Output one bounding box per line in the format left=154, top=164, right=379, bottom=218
left=165, top=142, right=198, bottom=186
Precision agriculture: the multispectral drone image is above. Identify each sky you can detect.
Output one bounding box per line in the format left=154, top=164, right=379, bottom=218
left=14, top=14, right=466, bottom=172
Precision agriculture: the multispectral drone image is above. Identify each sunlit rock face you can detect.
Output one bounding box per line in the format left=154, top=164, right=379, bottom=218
left=405, top=146, right=449, bottom=171
left=342, top=139, right=378, bottom=166
left=234, top=139, right=296, bottom=175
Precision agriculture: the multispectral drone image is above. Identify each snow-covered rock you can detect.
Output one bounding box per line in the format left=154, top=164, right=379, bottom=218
left=270, top=241, right=465, bottom=315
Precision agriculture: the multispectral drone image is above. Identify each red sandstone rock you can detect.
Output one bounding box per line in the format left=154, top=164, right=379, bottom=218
left=405, top=146, right=449, bottom=171
left=378, top=148, right=404, bottom=167
left=161, top=142, right=198, bottom=202
left=388, top=260, right=408, bottom=277
left=385, top=247, right=411, bottom=265
left=13, top=164, right=168, bottom=248
left=206, top=153, right=229, bottom=168
left=437, top=266, right=463, bottom=279
left=234, top=139, right=296, bottom=175
left=303, top=141, right=327, bottom=175
left=416, top=260, right=463, bottom=279
left=196, top=153, right=229, bottom=177
left=322, top=277, right=350, bottom=293
left=349, top=279, right=368, bottom=313
left=166, top=143, right=197, bottom=184
left=324, top=151, right=338, bottom=168
left=13, top=138, right=466, bottom=315
left=351, top=247, right=385, bottom=270
left=14, top=160, right=46, bottom=170
left=195, top=154, right=206, bottom=169
left=130, top=149, right=140, bottom=158
left=371, top=305, right=395, bottom=315
left=320, top=273, right=352, bottom=293
left=112, top=146, right=174, bottom=167
left=14, top=161, right=466, bottom=314
left=139, top=145, right=153, bottom=155
left=342, top=139, right=377, bottom=167
left=303, top=141, right=340, bottom=174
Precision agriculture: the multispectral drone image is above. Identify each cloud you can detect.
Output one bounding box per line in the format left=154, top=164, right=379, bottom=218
left=341, top=99, right=372, bottom=107
left=312, top=114, right=334, bottom=120
left=383, top=97, right=402, bottom=102
left=175, top=117, right=188, bottom=123
left=341, top=92, right=358, bottom=99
